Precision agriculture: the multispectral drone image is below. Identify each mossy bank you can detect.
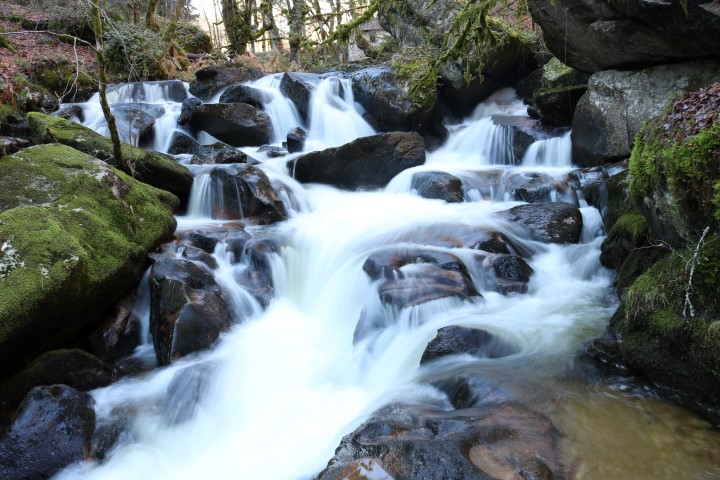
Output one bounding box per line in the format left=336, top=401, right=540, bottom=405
left=0, top=144, right=178, bottom=377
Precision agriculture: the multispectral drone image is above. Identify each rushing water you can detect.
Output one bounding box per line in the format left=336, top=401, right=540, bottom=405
left=55, top=75, right=720, bottom=480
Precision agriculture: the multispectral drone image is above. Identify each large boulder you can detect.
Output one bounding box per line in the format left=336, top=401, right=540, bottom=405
left=317, top=402, right=564, bottom=480
left=149, top=257, right=234, bottom=365
left=0, top=144, right=177, bottom=378
left=187, top=103, right=272, bottom=147
left=218, top=84, right=268, bottom=107
left=205, top=164, right=287, bottom=224
left=27, top=113, right=193, bottom=206
left=498, top=202, right=583, bottom=244
left=527, top=0, right=720, bottom=73
left=571, top=60, right=720, bottom=167
left=289, top=131, right=425, bottom=190
left=188, top=64, right=264, bottom=100
left=0, top=385, right=95, bottom=480
left=349, top=65, right=433, bottom=132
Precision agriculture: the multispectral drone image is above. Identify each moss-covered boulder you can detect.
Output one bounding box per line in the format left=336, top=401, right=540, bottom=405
left=0, top=144, right=178, bottom=377
left=606, top=83, right=720, bottom=413
left=27, top=112, right=193, bottom=206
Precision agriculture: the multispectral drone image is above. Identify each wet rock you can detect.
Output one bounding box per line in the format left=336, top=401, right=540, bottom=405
left=237, top=236, right=280, bottom=307
left=179, top=245, right=219, bottom=269
left=576, top=164, right=632, bottom=232
left=0, top=349, right=114, bottom=413
left=363, top=248, right=467, bottom=281
left=52, top=104, right=84, bottom=122
left=434, top=376, right=513, bottom=409
left=189, top=65, right=264, bottom=100
left=532, top=85, right=586, bottom=127
left=316, top=458, right=396, bottom=480
left=420, top=326, right=516, bottom=364
left=290, top=132, right=425, bottom=190
left=218, top=84, right=268, bottom=107
left=279, top=72, right=314, bottom=121
left=190, top=142, right=248, bottom=165
left=258, top=144, right=287, bottom=158
left=490, top=254, right=534, bottom=295
left=149, top=257, right=235, bottom=365
left=91, top=417, right=132, bottom=461
left=188, top=103, right=272, bottom=147
left=498, top=202, right=583, bottom=244
left=167, top=131, right=199, bottom=155
left=527, top=0, right=720, bottom=73
left=286, top=127, right=306, bottom=153
left=207, top=164, right=287, bottom=224
left=180, top=223, right=252, bottom=258
left=506, top=172, right=563, bottom=203
left=317, top=402, right=564, bottom=480
left=178, top=97, right=203, bottom=126
left=349, top=65, right=432, bottom=132
left=111, top=103, right=165, bottom=148
left=411, top=171, right=463, bottom=203
left=571, top=60, right=720, bottom=167
left=0, top=385, right=95, bottom=480
left=88, top=302, right=142, bottom=362
left=0, top=136, right=30, bottom=156
left=164, top=362, right=216, bottom=425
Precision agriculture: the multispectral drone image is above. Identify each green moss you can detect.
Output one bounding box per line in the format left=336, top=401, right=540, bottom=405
left=391, top=48, right=438, bottom=112
left=0, top=144, right=177, bottom=375
left=27, top=112, right=192, bottom=202
left=533, top=84, right=587, bottom=96
left=542, top=58, right=573, bottom=84
left=608, top=214, right=649, bottom=245
left=174, top=21, right=213, bottom=54
left=104, top=22, right=168, bottom=81
left=623, top=253, right=683, bottom=322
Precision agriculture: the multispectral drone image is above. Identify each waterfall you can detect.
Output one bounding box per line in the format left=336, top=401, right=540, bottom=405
left=52, top=74, right=720, bottom=480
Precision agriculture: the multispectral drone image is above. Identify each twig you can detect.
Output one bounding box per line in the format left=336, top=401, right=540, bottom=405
left=683, top=226, right=710, bottom=318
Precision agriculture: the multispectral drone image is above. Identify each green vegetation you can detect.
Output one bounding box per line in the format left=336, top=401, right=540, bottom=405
left=104, top=22, right=169, bottom=81
left=0, top=144, right=177, bottom=374
left=391, top=47, right=438, bottom=112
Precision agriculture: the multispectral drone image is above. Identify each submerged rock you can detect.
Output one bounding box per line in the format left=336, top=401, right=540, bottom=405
left=290, top=132, right=425, bottom=190
left=285, top=126, right=306, bottom=153
left=27, top=113, right=193, bottom=206
left=0, top=385, right=96, bottom=480
left=164, top=362, right=216, bottom=425
left=0, top=144, right=177, bottom=378
left=317, top=402, right=564, bottom=480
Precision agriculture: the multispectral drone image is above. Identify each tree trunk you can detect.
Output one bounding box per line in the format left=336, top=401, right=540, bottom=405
left=288, top=0, right=304, bottom=64
left=162, top=0, right=186, bottom=46
left=221, top=0, right=241, bottom=54
left=89, top=0, right=125, bottom=173
left=146, top=0, right=161, bottom=30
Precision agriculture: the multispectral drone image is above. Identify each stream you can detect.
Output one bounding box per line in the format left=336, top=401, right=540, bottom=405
left=54, top=74, right=720, bottom=479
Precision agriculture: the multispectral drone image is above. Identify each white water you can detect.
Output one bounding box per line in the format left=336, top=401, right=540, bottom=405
left=53, top=74, right=720, bottom=480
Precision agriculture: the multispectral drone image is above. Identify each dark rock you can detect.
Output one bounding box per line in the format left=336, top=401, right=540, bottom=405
left=164, top=362, right=216, bottom=425
left=317, top=402, right=564, bottom=480
left=191, top=142, right=248, bottom=165
left=498, top=202, right=583, bottom=244
left=180, top=223, right=252, bottom=258
left=532, top=85, right=586, bottom=127
left=179, top=244, right=219, bottom=269
left=257, top=144, right=287, bottom=157
left=572, top=60, right=720, bottom=167
left=491, top=254, right=534, bottom=295
left=237, top=236, right=280, bottom=307
left=411, top=171, right=463, bottom=203
left=0, top=385, right=95, bottom=480
left=218, top=84, right=268, bottom=107
left=578, top=165, right=633, bottom=232
left=206, top=164, right=287, bottom=224
left=434, top=376, right=512, bottom=409
left=88, top=302, right=142, bottom=362
left=22, top=87, right=60, bottom=113
left=167, top=131, right=199, bottom=155
left=420, top=326, right=516, bottom=364
left=506, top=171, right=563, bottom=203
left=0, top=349, right=114, bottom=413
left=178, top=97, right=203, bottom=126
left=527, top=0, right=720, bottom=73
left=0, top=136, right=30, bottom=156
left=349, top=65, right=432, bottom=132
left=279, top=72, right=314, bottom=121
left=52, top=104, right=84, bottom=122
left=375, top=263, right=479, bottom=308
left=111, top=103, right=165, bottom=148
left=110, top=80, right=187, bottom=102
left=189, top=65, right=264, bottom=100
left=290, top=132, right=425, bottom=190
left=286, top=127, right=306, bottom=153
left=91, top=418, right=132, bottom=461
left=363, top=248, right=467, bottom=281
left=149, top=257, right=235, bottom=365
left=188, top=103, right=272, bottom=147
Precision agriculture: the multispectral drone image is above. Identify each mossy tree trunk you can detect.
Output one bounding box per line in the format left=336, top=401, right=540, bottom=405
left=162, top=0, right=188, bottom=57
left=89, top=0, right=125, bottom=173
left=288, top=0, right=304, bottom=64
left=221, top=0, right=274, bottom=55
left=146, top=0, right=161, bottom=30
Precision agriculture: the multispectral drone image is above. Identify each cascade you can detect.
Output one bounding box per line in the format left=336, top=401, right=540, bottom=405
left=53, top=73, right=720, bottom=480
